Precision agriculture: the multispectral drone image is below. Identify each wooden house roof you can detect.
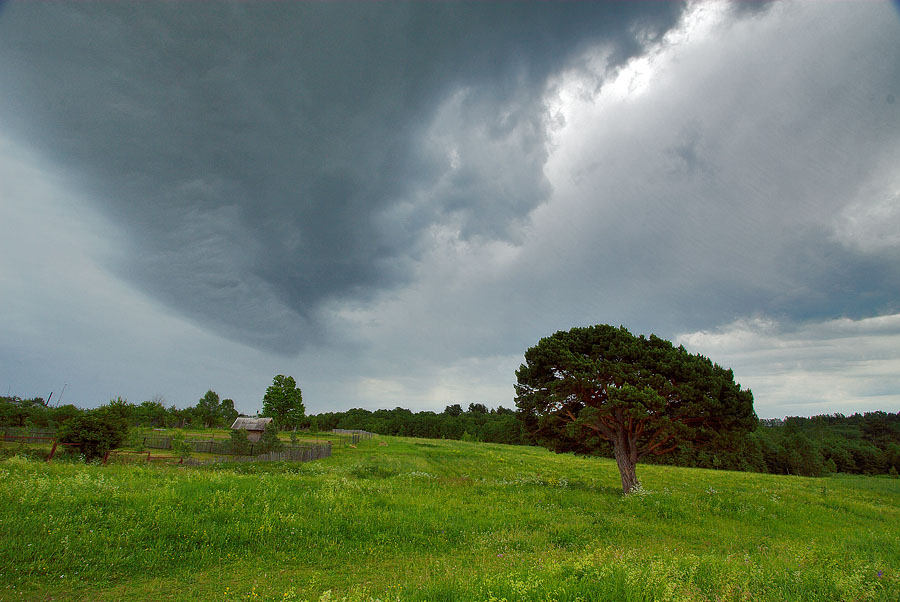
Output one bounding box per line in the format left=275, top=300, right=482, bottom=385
left=231, top=417, right=274, bottom=431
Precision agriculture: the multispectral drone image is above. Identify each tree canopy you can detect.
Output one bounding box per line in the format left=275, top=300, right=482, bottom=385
left=261, top=374, right=305, bottom=429
left=515, top=324, right=757, bottom=494
left=194, top=390, right=221, bottom=428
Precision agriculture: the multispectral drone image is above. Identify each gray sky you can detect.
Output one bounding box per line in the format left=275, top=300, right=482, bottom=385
left=1, top=1, right=899, bottom=418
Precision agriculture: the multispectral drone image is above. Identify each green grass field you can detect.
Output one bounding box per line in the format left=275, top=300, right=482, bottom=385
left=1, top=436, right=897, bottom=602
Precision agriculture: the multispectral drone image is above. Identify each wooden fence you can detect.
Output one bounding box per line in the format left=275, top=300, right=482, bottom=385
left=142, top=436, right=174, bottom=449
left=181, top=443, right=331, bottom=466
left=103, top=450, right=183, bottom=465
left=1, top=427, right=57, bottom=439
left=332, top=429, right=376, bottom=444
left=143, top=432, right=362, bottom=453
left=0, top=429, right=79, bottom=461
left=1, top=428, right=333, bottom=466
left=141, top=436, right=233, bottom=454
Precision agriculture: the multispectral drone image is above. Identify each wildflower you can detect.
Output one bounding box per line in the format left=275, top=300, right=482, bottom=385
left=877, top=571, right=883, bottom=578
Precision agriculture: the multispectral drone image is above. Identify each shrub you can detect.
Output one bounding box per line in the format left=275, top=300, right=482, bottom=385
left=57, top=413, right=129, bottom=461
left=460, top=430, right=480, bottom=443
left=126, top=430, right=146, bottom=453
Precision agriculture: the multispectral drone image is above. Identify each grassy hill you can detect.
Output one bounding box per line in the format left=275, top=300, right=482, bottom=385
left=1, top=436, right=897, bottom=601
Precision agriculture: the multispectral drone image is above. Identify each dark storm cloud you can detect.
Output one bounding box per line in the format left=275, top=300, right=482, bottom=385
left=0, top=1, right=684, bottom=353
left=772, top=230, right=900, bottom=322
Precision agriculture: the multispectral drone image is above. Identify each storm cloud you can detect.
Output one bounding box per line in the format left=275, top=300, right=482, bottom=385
left=0, top=1, right=683, bottom=352
left=1, top=1, right=899, bottom=415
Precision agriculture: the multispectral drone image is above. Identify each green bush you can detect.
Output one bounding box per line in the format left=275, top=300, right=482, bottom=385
left=460, top=430, right=480, bottom=443
left=56, top=413, right=129, bottom=461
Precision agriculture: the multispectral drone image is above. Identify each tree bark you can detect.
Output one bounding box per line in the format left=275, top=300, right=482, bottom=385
left=614, top=440, right=638, bottom=494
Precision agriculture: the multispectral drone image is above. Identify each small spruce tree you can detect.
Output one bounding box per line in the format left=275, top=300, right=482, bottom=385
left=228, top=428, right=250, bottom=455
left=259, top=422, right=284, bottom=453
left=171, top=431, right=192, bottom=459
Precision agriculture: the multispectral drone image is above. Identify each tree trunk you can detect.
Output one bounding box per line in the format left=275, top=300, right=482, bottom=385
left=614, top=441, right=638, bottom=494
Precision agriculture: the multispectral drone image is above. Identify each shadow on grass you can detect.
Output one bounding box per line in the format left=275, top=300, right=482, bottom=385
left=578, top=482, right=622, bottom=495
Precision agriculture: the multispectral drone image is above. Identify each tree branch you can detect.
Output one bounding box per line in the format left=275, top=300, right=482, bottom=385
left=649, top=442, right=681, bottom=456
left=644, top=435, right=675, bottom=455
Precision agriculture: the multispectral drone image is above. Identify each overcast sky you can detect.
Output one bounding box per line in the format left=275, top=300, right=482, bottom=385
left=1, top=1, right=899, bottom=419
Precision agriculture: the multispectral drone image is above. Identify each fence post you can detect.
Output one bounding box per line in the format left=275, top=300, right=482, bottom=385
left=47, top=439, right=59, bottom=462
left=103, top=450, right=111, bottom=465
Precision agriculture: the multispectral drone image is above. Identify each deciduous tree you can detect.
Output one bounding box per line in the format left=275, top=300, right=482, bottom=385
left=220, top=398, right=239, bottom=427
left=195, top=390, right=222, bottom=428
left=261, top=375, right=305, bottom=430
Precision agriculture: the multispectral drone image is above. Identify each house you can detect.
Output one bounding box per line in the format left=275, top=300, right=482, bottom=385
left=230, top=417, right=274, bottom=442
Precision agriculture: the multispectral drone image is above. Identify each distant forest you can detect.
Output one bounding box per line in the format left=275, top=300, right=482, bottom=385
left=2, top=395, right=899, bottom=478
left=313, top=406, right=900, bottom=478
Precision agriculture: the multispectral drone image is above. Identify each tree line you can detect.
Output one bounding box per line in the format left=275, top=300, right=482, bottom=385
left=1, top=374, right=304, bottom=432
left=0, top=393, right=238, bottom=431
left=3, top=398, right=898, bottom=477
left=312, top=404, right=524, bottom=445
left=0, top=375, right=305, bottom=461
left=309, top=406, right=900, bottom=478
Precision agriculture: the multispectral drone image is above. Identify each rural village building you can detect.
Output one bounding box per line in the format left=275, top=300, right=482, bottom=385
left=230, top=417, right=273, bottom=442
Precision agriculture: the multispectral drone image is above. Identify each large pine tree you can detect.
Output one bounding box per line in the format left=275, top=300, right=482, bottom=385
left=515, top=324, right=757, bottom=494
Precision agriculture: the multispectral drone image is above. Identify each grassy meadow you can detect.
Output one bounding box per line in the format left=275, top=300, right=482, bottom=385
left=0, top=436, right=898, bottom=602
